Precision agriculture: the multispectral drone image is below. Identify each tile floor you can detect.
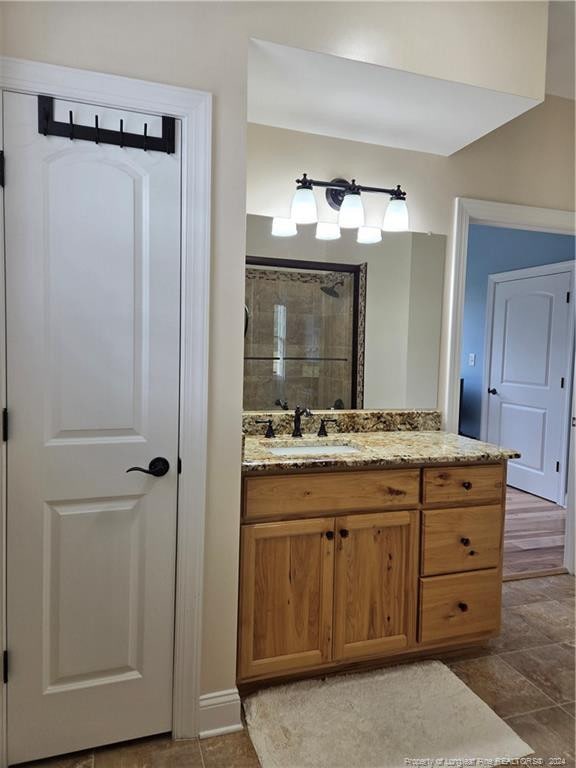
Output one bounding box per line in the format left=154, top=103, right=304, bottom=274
left=21, top=574, right=575, bottom=768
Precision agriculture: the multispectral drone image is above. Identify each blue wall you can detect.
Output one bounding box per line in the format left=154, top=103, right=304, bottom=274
left=460, top=225, right=575, bottom=439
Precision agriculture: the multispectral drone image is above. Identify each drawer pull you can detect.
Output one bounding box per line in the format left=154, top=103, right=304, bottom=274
left=325, top=530, right=334, bottom=540
left=339, top=528, right=349, bottom=538
left=462, top=481, right=473, bottom=490
left=458, top=602, right=469, bottom=612
left=460, top=537, right=471, bottom=546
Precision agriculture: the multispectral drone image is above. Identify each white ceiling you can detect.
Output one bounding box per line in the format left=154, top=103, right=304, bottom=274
left=546, top=1, right=575, bottom=99
left=248, top=39, right=540, bottom=157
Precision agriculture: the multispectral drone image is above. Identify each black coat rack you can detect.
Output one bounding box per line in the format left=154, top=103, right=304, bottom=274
left=37, top=95, right=176, bottom=154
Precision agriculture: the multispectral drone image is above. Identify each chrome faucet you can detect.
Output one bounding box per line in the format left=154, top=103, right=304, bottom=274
left=292, top=406, right=313, bottom=438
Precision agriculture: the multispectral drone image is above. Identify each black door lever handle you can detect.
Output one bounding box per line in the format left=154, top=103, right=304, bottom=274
left=488, top=387, right=498, bottom=395
left=126, top=457, right=170, bottom=477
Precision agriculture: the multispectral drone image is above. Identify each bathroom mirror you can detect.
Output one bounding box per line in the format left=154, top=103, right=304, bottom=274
left=244, top=214, right=446, bottom=411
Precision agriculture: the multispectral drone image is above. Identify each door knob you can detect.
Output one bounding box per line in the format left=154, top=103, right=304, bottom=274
left=488, top=387, right=498, bottom=395
left=126, top=457, right=170, bottom=477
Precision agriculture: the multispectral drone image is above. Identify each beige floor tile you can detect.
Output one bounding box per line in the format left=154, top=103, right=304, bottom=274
left=528, top=575, right=576, bottom=601
left=94, top=736, right=203, bottom=768
left=506, top=706, right=575, bottom=765
left=502, top=579, right=551, bottom=607
left=449, top=655, right=555, bottom=718
left=200, top=730, right=261, bottom=768
left=513, top=599, right=575, bottom=642
left=501, top=643, right=575, bottom=704
left=486, top=606, right=556, bottom=652
left=18, top=755, right=93, bottom=768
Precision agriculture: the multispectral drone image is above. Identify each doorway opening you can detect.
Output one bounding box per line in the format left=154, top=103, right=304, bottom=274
left=459, top=225, right=575, bottom=578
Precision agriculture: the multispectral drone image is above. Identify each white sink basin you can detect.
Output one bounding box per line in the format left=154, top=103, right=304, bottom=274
left=267, top=444, right=361, bottom=457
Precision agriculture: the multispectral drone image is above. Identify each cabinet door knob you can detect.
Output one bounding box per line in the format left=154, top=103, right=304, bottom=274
left=458, top=602, right=469, bottom=612
left=325, top=530, right=334, bottom=540
left=339, top=528, right=349, bottom=538
left=462, top=481, right=472, bottom=490
left=460, top=537, right=471, bottom=546
left=469, top=550, right=477, bottom=556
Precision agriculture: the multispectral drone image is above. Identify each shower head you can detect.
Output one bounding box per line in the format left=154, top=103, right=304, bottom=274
left=321, top=279, right=344, bottom=298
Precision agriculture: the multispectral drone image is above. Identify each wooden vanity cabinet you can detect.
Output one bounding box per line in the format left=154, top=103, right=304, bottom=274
left=333, top=511, right=418, bottom=661
left=238, top=462, right=506, bottom=684
left=237, top=510, right=418, bottom=680
left=238, top=517, right=335, bottom=680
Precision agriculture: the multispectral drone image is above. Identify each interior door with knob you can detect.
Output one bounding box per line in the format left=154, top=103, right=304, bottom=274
left=485, top=265, right=573, bottom=503
left=4, top=91, right=181, bottom=763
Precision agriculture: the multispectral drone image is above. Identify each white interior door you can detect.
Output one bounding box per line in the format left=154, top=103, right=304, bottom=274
left=4, top=91, right=181, bottom=763
left=486, top=266, right=573, bottom=503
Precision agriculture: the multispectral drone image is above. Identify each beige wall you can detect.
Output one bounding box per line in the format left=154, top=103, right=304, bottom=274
left=247, top=95, right=576, bottom=237
left=0, top=1, right=553, bottom=699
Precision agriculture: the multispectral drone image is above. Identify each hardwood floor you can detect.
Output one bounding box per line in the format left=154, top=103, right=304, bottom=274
left=504, top=486, right=567, bottom=578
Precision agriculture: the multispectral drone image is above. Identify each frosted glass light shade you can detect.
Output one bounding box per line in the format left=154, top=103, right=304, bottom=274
left=357, top=226, right=382, bottom=244
left=338, top=193, right=365, bottom=229
left=290, top=187, right=318, bottom=224
left=271, top=217, right=297, bottom=237
left=383, top=198, right=409, bottom=232
left=315, top=222, right=341, bottom=240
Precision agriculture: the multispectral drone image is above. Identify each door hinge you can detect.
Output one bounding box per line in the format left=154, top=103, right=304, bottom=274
left=3, top=650, right=8, bottom=684
left=2, top=408, right=8, bottom=442
left=561, top=377, right=565, bottom=389
left=177, top=457, right=182, bottom=474
left=0, top=151, right=4, bottom=188
left=567, top=291, right=571, bottom=304
left=556, top=461, right=560, bottom=473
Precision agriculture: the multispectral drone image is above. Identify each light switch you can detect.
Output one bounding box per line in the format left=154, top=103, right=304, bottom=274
left=468, top=353, right=476, bottom=367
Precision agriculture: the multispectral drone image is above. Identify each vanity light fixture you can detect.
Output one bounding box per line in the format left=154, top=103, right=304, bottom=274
left=357, top=226, right=382, bottom=244
left=290, top=173, right=318, bottom=224
left=315, top=221, right=341, bottom=240
left=337, top=181, right=364, bottom=229
left=273, top=174, right=409, bottom=239
left=382, top=192, right=410, bottom=232
left=271, top=216, right=298, bottom=237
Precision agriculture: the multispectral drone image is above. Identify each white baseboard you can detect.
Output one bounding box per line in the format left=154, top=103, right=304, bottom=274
left=198, top=688, right=243, bottom=739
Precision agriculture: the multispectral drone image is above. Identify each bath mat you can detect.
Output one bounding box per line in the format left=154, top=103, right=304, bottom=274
left=244, top=660, right=532, bottom=768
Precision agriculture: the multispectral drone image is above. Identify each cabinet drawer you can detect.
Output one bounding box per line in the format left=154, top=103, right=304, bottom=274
left=423, top=465, right=504, bottom=506
left=421, top=505, right=503, bottom=576
left=419, top=569, right=501, bottom=644
left=243, top=469, right=420, bottom=521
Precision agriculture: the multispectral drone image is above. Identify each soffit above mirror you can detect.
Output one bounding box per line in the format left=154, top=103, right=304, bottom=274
left=248, top=39, right=541, bottom=157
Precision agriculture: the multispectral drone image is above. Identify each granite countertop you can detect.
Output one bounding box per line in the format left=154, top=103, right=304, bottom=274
left=242, top=431, right=520, bottom=474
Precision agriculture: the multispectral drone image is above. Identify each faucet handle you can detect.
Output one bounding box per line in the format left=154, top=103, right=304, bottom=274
left=318, top=418, right=338, bottom=437
left=255, top=418, right=276, bottom=439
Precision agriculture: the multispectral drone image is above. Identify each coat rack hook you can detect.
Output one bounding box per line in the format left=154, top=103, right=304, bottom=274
left=68, top=111, right=74, bottom=141
left=94, top=115, right=100, bottom=144
left=143, top=123, right=148, bottom=152
left=119, top=119, right=124, bottom=148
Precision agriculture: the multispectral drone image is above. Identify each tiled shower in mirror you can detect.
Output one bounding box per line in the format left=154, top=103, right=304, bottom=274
left=243, top=258, right=366, bottom=410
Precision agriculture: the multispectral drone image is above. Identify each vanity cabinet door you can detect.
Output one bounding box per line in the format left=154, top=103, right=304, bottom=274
left=333, top=511, right=418, bottom=662
left=238, top=518, right=335, bottom=680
